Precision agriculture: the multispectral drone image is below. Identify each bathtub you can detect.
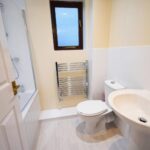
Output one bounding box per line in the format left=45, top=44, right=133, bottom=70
left=20, top=90, right=41, bottom=150
left=18, top=90, right=36, bottom=111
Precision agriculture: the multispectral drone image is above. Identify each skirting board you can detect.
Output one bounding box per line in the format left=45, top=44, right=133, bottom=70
left=39, top=107, right=77, bottom=120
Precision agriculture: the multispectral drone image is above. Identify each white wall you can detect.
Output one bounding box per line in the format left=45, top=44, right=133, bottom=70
left=90, top=46, right=150, bottom=100
left=90, top=48, right=108, bottom=100
left=107, top=46, right=150, bottom=90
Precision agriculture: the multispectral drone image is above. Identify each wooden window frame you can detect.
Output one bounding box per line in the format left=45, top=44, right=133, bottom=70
left=50, top=1, right=83, bottom=50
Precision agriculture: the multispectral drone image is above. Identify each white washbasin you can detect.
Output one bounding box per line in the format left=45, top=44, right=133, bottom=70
left=108, top=89, right=150, bottom=150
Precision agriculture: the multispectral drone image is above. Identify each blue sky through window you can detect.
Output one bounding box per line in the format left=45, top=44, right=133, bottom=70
left=55, top=7, right=79, bottom=47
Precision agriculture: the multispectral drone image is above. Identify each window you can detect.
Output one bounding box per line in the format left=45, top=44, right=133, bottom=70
left=50, top=1, right=83, bottom=50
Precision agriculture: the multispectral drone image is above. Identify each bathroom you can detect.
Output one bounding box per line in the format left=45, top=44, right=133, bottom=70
left=0, top=0, right=150, bottom=150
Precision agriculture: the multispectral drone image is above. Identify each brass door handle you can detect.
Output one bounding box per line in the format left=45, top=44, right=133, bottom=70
left=12, top=81, right=20, bottom=95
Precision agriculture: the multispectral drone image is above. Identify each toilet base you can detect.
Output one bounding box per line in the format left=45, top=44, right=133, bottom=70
left=84, top=115, right=106, bottom=134
left=81, top=112, right=115, bottom=135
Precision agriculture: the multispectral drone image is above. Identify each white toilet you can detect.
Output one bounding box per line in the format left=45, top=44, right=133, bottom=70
left=77, top=80, right=124, bottom=134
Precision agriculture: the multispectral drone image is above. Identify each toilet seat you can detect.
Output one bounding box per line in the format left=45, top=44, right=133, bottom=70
left=77, top=100, right=108, bottom=117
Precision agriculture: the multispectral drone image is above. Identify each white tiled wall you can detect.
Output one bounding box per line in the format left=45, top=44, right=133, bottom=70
left=89, top=46, right=150, bottom=99
left=89, top=48, right=108, bottom=100
left=107, top=46, right=150, bottom=90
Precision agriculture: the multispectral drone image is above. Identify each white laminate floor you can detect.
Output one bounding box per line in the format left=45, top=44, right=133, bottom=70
left=36, top=117, right=128, bottom=150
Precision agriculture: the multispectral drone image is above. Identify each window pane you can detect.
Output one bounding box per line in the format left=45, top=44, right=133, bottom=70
left=55, top=7, right=79, bottom=47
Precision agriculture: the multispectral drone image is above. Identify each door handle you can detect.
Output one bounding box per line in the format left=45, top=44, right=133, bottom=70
left=12, top=81, right=20, bottom=95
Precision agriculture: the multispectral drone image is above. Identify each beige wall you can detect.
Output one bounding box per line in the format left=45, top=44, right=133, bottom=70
left=109, top=0, right=150, bottom=47
left=26, top=0, right=150, bottom=110
left=25, top=0, right=90, bottom=109
left=93, top=0, right=150, bottom=48
left=92, top=0, right=112, bottom=48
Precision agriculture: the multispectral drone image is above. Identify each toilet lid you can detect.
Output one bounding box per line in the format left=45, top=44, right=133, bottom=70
left=77, top=100, right=108, bottom=116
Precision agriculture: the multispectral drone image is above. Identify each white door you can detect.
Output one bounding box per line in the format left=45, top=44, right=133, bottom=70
left=0, top=8, right=28, bottom=150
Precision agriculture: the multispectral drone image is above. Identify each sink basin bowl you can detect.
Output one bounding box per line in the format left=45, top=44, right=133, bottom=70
left=108, top=89, right=150, bottom=150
